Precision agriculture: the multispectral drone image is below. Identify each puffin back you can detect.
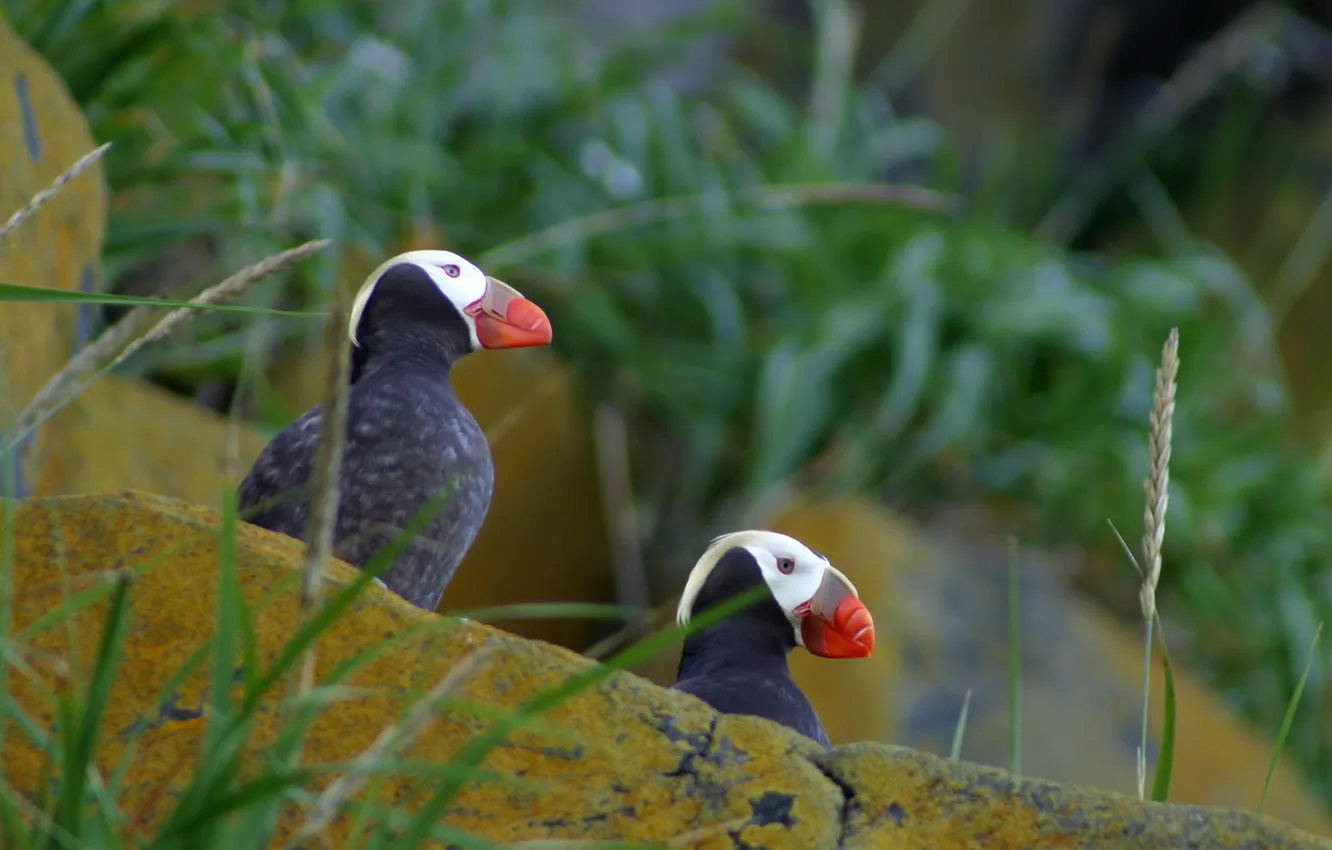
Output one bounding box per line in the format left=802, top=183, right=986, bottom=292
left=237, top=406, right=323, bottom=537
left=238, top=363, right=495, bottom=611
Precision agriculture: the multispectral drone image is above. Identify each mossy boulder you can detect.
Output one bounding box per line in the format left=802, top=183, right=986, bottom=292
left=0, top=11, right=270, bottom=512
left=0, top=11, right=107, bottom=496
left=25, top=375, right=269, bottom=506
left=2, top=491, right=1325, bottom=848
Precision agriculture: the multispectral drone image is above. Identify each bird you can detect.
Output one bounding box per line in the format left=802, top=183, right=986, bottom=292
left=670, top=529, right=875, bottom=748
left=237, top=249, right=553, bottom=611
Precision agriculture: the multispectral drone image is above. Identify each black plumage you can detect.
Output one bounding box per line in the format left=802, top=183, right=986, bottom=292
left=238, top=255, right=547, bottom=611
left=671, top=546, right=833, bottom=748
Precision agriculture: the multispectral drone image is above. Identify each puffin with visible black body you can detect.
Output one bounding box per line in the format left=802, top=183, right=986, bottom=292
left=671, top=530, right=875, bottom=748
left=237, top=250, right=553, bottom=611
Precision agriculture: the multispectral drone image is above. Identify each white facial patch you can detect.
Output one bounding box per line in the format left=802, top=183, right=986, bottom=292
left=676, top=530, right=855, bottom=647
left=348, top=249, right=490, bottom=349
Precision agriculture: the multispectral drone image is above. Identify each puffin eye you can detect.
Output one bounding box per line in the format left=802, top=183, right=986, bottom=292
left=442, top=264, right=461, bottom=278
left=776, top=557, right=795, bottom=575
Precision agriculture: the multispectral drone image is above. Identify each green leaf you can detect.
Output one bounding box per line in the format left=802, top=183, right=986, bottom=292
left=871, top=265, right=940, bottom=441
left=55, top=570, right=132, bottom=840
left=0, top=283, right=322, bottom=317
left=949, top=689, right=971, bottom=762
left=0, top=791, right=29, bottom=850
left=1007, top=537, right=1021, bottom=778
left=1149, top=618, right=1177, bottom=803
left=1260, top=621, right=1323, bottom=813
left=160, top=768, right=319, bottom=839
left=451, top=603, right=640, bottom=623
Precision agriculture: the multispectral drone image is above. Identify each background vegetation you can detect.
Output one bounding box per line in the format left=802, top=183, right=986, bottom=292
left=6, top=0, right=1332, bottom=807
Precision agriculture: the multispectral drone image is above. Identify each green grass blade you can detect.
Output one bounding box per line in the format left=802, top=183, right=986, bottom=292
left=205, top=488, right=243, bottom=758
left=1149, top=615, right=1177, bottom=803
left=54, top=570, right=132, bottom=841
left=14, top=575, right=124, bottom=643
left=0, top=283, right=322, bottom=317
left=0, top=792, right=28, bottom=850
left=1007, top=536, right=1021, bottom=778
left=0, top=336, right=22, bottom=818
left=0, top=452, right=16, bottom=812
left=12, top=532, right=281, bottom=645
left=162, top=768, right=317, bottom=838
left=451, top=603, right=639, bottom=623
left=155, top=487, right=249, bottom=845
left=1259, top=621, right=1323, bottom=814
left=478, top=181, right=953, bottom=271
left=1137, top=617, right=1152, bottom=800
left=949, top=689, right=971, bottom=762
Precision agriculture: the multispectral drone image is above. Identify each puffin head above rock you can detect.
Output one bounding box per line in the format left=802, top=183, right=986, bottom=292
left=670, top=530, right=874, bottom=748
left=678, top=529, right=875, bottom=659
left=347, top=250, right=552, bottom=377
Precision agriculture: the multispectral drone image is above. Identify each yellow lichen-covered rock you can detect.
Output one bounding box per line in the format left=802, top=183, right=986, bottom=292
left=24, top=374, right=268, bottom=507
left=0, top=15, right=271, bottom=514
left=816, top=743, right=1324, bottom=850
left=0, top=11, right=107, bottom=495
left=2, top=491, right=1326, bottom=848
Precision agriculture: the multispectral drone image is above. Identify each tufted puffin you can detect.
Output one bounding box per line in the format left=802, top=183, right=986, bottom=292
left=671, top=530, right=875, bottom=748
left=238, top=250, right=553, bottom=611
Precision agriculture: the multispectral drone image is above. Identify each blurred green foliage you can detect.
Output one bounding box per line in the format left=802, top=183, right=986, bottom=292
left=7, top=0, right=1331, bottom=802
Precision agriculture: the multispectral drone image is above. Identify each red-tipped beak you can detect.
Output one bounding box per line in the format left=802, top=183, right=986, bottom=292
left=798, top=569, right=875, bottom=659
left=468, top=276, right=553, bottom=349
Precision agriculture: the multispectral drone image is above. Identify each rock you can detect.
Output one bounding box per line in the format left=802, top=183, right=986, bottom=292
left=0, top=11, right=107, bottom=497
left=0, top=14, right=273, bottom=514
left=817, top=743, right=1324, bottom=850
left=2, top=490, right=1326, bottom=848
left=22, top=374, right=267, bottom=507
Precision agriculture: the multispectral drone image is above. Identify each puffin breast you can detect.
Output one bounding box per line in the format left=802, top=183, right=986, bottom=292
left=672, top=671, right=832, bottom=748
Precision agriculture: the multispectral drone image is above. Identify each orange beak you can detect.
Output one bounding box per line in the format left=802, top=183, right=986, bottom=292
left=798, top=569, right=875, bottom=659
left=468, top=276, right=553, bottom=349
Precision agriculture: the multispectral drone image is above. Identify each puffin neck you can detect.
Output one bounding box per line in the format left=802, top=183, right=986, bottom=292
left=677, top=605, right=796, bottom=681
left=352, top=323, right=471, bottom=384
